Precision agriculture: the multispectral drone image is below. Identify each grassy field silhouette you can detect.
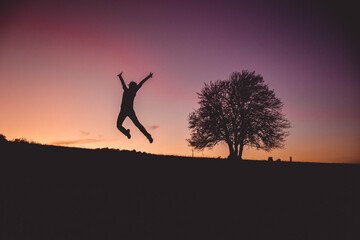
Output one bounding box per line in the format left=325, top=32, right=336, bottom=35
left=1, top=140, right=359, bottom=239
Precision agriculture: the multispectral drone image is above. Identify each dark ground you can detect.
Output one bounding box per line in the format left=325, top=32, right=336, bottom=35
left=1, top=141, right=359, bottom=239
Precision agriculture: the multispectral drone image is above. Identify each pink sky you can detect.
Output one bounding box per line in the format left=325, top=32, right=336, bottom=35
left=1, top=0, right=359, bottom=163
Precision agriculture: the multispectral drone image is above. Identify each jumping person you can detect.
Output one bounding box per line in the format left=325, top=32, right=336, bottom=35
left=116, top=72, right=153, bottom=143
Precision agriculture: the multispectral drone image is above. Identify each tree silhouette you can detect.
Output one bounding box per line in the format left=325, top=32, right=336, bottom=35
left=187, top=70, right=291, bottom=160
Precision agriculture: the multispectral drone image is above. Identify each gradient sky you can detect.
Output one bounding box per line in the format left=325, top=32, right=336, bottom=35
left=1, top=0, right=359, bottom=163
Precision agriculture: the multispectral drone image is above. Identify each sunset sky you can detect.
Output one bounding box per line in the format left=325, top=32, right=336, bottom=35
left=1, top=0, right=359, bottom=163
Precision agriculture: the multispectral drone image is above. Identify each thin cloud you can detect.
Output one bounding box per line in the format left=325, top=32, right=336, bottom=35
left=80, top=130, right=90, bottom=136
left=51, top=138, right=106, bottom=145
left=147, top=125, right=159, bottom=130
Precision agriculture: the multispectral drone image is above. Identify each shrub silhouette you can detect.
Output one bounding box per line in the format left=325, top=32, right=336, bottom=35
left=14, top=138, right=30, bottom=144
left=0, top=134, right=7, bottom=143
left=188, top=70, right=291, bottom=160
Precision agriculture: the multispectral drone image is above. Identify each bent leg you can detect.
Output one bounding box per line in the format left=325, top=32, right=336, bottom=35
left=117, top=111, right=131, bottom=138
left=129, top=112, right=153, bottom=143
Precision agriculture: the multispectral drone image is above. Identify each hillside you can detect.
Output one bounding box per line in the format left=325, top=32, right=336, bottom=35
left=1, top=141, right=359, bottom=239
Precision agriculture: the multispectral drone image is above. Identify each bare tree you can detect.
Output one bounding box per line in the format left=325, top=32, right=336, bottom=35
left=188, top=70, right=291, bottom=160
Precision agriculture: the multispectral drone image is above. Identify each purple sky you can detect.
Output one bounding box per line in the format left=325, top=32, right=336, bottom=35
left=1, top=0, right=359, bottom=162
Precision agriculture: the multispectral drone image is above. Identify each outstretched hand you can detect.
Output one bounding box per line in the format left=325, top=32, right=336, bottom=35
left=149, top=72, right=153, bottom=78
left=118, top=72, right=123, bottom=77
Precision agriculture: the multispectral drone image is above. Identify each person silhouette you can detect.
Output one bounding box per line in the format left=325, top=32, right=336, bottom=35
left=116, top=72, right=153, bottom=143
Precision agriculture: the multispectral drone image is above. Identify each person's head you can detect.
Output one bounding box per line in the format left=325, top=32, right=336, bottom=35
left=129, top=81, right=137, bottom=90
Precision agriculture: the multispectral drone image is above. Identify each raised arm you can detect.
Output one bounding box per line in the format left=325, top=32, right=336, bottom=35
left=117, top=72, right=127, bottom=90
left=138, top=72, right=153, bottom=89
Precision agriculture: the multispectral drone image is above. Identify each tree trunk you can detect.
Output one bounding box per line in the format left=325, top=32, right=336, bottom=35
left=227, top=142, right=236, bottom=160
left=239, top=144, right=244, bottom=160
left=234, top=143, right=238, bottom=158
